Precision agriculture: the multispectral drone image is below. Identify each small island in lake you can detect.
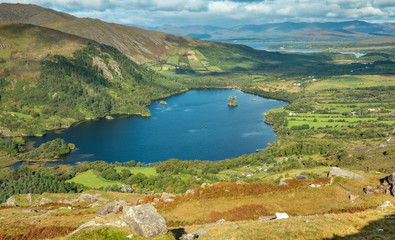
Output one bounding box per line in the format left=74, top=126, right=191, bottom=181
left=160, top=101, right=167, bottom=105
left=228, top=96, right=238, bottom=107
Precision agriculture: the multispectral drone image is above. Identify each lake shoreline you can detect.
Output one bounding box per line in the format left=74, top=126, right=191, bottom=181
left=18, top=86, right=289, bottom=138
left=17, top=89, right=286, bottom=166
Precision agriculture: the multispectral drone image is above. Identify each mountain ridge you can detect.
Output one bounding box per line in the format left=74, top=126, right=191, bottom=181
left=0, top=3, right=208, bottom=64
left=149, top=20, right=395, bottom=41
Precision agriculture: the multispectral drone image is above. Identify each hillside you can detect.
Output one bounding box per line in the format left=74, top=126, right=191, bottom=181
left=0, top=23, right=188, bottom=136
left=0, top=168, right=394, bottom=240
left=0, top=3, right=75, bottom=27
left=0, top=3, right=207, bottom=64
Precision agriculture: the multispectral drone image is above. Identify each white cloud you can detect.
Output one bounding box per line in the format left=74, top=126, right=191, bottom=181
left=1, top=0, right=393, bottom=26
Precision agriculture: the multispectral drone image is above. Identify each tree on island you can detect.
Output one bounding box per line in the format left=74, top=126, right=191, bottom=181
left=228, top=96, right=238, bottom=107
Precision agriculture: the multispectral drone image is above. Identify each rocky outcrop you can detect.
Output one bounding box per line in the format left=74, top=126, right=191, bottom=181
left=381, top=172, right=395, bottom=196
left=377, top=201, right=393, bottom=210
left=363, top=186, right=381, bottom=194
left=26, top=193, right=32, bottom=203
left=349, top=194, right=359, bottom=201
left=123, top=203, right=168, bottom=238
left=161, top=192, right=176, bottom=203
left=365, top=172, right=395, bottom=196
left=327, top=167, right=365, bottom=180
left=78, top=194, right=98, bottom=202
left=6, top=196, right=16, bottom=207
left=39, top=198, right=52, bottom=205
left=97, top=200, right=126, bottom=216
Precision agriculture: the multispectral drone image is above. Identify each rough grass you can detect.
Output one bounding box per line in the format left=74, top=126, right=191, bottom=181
left=67, top=226, right=174, bottom=240
left=153, top=175, right=393, bottom=226
left=183, top=208, right=395, bottom=240
left=66, top=170, right=124, bottom=188
left=0, top=226, right=76, bottom=240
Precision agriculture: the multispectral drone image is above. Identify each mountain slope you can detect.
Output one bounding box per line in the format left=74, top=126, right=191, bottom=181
left=0, top=3, right=207, bottom=64
left=0, top=3, right=75, bottom=27
left=0, top=23, right=187, bottom=136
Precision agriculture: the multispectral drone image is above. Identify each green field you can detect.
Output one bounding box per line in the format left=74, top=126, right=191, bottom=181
left=114, top=167, right=158, bottom=176
left=166, top=55, right=179, bottom=65
left=66, top=170, right=123, bottom=188
left=307, top=75, right=394, bottom=90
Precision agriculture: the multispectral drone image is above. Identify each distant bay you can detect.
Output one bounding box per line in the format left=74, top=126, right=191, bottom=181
left=24, top=89, right=286, bottom=166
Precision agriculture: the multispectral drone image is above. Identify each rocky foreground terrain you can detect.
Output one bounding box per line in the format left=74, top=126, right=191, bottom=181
left=0, top=168, right=394, bottom=240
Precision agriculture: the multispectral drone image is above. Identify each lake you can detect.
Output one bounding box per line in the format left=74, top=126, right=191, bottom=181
left=238, top=42, right=365, bottom=58
left=25, top=89, right=286, bottom=166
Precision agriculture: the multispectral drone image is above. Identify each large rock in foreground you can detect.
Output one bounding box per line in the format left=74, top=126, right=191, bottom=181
left=123, top=203, right=167, bottom=238
left=327, top=167, right=365, bottom=180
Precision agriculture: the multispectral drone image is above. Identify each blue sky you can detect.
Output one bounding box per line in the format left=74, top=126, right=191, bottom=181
left=1, top=0, right=394, bottom=27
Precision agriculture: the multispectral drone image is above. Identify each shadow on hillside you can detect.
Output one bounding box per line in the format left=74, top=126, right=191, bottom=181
left=170, top=228, right=186, bottom=240
left=324, top=213, right=395, bottom=240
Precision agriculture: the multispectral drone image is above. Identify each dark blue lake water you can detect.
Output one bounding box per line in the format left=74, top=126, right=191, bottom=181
left=25, top=89, right=286, bottom=165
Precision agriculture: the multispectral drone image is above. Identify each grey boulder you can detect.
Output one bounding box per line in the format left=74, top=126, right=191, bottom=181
left=123, top=203, right=168, bottom=238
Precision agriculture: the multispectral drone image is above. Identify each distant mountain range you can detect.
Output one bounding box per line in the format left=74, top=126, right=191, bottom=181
left=146, top=21, right=395, bottom=42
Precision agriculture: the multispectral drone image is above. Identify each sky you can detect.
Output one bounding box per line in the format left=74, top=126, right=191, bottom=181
left=1, top=0, right=395, bottom=27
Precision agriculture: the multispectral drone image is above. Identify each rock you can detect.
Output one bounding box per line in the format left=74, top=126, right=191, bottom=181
left=363, top=186, right=381, bottom=195
left=295, top=175, right=308, bottom=180
left=126, top=234, right=134, bottom=239
left=69, top=219, right=101, bottom=236
left=39, top=198, right=52, bottom=205
left=349, top=195, right=359, bottom=201
left=193, top=228, right=208, bottom=238
left=22, top=209, right=36, bottom=213
left=78, top=194, right=98, bottom=203
left=327, top=167, right=365, bottom=180
left=6, top=196, right=16, bottom=207
left=0, top=217, right=5, bottom=221
left=161, top=192, right=176, bottom=203
left=216, top=219, right=226, bottom=224
left=97, top=204, right=114, bottom=216
left=382, top=172, right=395, bottom=196
left=27, top=193, right=32, bottom=203
left=58, top=199, right=75, bottom=205
left=387, top=172, right=395, bottom=185
left=275, top=212, right=289, bottom=219
left=377, top=201, right=394, bottom=210
left=105, top=220, right=128, bottom=228
left=185, top=189, right=195, bottom=196
left=97, top=200, right=126, bottom=216
left=180, top=233, right=196, bottom=240
left=123, top=203, right=168, bottom=238
left=30, top=220, right=39, bottom=224
left=89, top=202, right=101, bottom=208
left=279, top=178, right=292, bottom=186
left=105, top=116, right=114, bottom=120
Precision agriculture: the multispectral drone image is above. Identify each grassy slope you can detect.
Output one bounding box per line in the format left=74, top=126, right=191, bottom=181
left=1, top=174, right=394, bottom=239
left=66, top=170, right=124, bottom=188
